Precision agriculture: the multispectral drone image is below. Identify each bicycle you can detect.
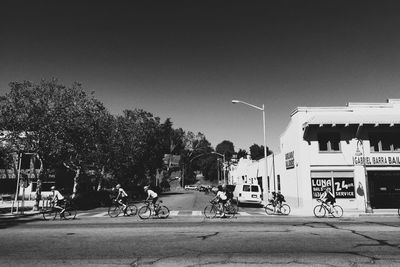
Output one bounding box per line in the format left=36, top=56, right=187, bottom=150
left=42, top=199, right=77, bottom=220
left=313, top=199, right=343, bottom=218
left=108, top=199, right=138, bottom=217
left=138, top=200, right=169, bottom=219
left=265, top=200, right=291, bottom=215
left=204, top=199, right=237, bottom=219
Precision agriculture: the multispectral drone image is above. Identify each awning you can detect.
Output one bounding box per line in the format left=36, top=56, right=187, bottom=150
left=302, top=114, right=400, bottom=128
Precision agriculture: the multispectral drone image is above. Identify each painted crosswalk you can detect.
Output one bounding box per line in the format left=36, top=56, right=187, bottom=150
left=72, top=210, right=269, bottom=218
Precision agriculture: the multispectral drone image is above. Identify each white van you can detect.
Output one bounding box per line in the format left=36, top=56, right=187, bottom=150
left=233, top=184, right=262, bottom=205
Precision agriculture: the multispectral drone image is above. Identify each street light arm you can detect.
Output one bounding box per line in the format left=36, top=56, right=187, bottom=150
left=232, top=100, right=264, bottom=111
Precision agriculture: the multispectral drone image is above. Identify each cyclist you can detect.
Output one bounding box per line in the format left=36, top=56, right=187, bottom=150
left=50, top=186, right=65, bottom=217
left=319, top=186, right=336, bottom=212
left=115, top=184, right=129, bottom=215
left=144, top=186, right=159, bottom=213
left=211, top=185, right=227, bottom=216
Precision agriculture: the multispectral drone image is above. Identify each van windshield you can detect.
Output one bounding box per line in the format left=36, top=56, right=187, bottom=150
left=251, top=185, right=259, bottom=192
left=243, top=185, right=251, bottom=192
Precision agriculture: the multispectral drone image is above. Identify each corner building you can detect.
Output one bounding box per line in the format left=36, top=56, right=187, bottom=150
left=273, top=99, right=400, bottom=214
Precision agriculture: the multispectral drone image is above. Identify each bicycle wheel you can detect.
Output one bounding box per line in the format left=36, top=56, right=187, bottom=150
left=138, top=206, right=151, bottom=219
left=108, top=204, right=121, bottom=218
left=225, top=205, right=237, bottom=218
left=313, top=205, right=326, bottom=218
left=157, top=206, right=170, bottom=219
left=331, top=205, right=343, bottom=218
left=280, top=204, right=291, bottom=215
left=265, top=204, right=275, bottom=215
left=204, top=205, right=217, bottom=218
left=126, top=204, right=138, bottom=216
left=60, top=210, right=76, bottom=220
left=43, top=209, right=57, bottom=220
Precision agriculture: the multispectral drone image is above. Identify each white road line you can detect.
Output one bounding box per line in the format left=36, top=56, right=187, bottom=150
left=91, top=212, right=109, bottom=217
left=169, top=211, right=179, bottom=216
left=238, top=212, right=251, bottom=216
left=254, top=211, right=268, bottom=216
left=75, top=212, right=91, bottom=217
left=192, top=211, right=202, bottom=216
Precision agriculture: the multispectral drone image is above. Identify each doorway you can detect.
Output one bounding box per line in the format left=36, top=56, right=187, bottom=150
left=368, top=171, right=400, bottom=208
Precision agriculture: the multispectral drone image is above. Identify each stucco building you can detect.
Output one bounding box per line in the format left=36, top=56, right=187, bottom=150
left=230, top=99, right=400, bottom=213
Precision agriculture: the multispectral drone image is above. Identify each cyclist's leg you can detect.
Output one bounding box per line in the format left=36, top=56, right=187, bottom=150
left=121, top=197, right=128, bottom=214
left=54, top=203, right=64, bottom=217
left=152, top=197, right=159, bottom=214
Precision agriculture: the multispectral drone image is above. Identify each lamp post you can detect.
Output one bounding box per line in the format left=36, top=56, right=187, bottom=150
left=212, top=152, right=226, bottom=185
left=355, top=139, right=373, bottom=213
left=232, top=99, right=268, bottom=201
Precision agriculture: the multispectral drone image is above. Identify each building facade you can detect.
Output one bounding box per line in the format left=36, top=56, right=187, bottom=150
left=230, top=99, right=400, bottom=213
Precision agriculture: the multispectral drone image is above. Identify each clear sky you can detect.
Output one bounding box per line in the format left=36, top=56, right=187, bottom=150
left=1, top=0, right=400, bottom=153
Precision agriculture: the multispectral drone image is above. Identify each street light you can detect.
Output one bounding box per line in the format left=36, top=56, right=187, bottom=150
left=212, top=152, right=226, bottom=185
left=232, top=99, right=268, bottom=201
left=355, top=139, right=373, bottom=213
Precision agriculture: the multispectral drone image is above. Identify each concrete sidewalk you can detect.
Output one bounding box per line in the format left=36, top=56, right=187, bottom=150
left=0, top=200, right=41, bottom=218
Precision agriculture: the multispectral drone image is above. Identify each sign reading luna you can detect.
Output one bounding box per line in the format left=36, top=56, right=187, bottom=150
left=285, top=151, right=295, bottom=169
left=353, top=156, right=400, bottom=166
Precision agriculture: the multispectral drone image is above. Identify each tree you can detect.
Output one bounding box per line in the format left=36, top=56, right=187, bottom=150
left=0, top=80, right=115, bottom=199
left=249, top=144, right=273, bottom=160
left=215, top=140, right=235, bottom=162
left=237, top=149, right=248, bottom=160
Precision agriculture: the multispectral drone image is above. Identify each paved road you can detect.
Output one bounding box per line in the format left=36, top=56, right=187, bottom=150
left=2, top=190, right=400, bottom=266
left=1, top=216, right=400, bottom=266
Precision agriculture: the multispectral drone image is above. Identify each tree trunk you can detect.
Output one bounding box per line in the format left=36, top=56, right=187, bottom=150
left=33, top=156, right=43, bottom=211
left=96, top=166, right=105, bottom=191
left=71, top=167, right=80, bottom=199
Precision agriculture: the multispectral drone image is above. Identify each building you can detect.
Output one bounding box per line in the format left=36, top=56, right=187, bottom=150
left=230, top=99, right=400, bottom=213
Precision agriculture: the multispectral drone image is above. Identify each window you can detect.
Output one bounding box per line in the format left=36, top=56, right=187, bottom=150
left=369, top=132, right=400, bottom=152
left=251, top=185, right=259, bottom=192
left=277, top=175, right=281, bottom=192
left=318, top=132, right=341, bottom=152
left=243, top=185, right=251, bottom=192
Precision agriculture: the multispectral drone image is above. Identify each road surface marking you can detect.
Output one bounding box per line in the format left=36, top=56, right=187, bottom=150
left=192, top=211, right=202, bottom=216
left=238, top=212, right=251, bottom=216
left=75, top=212, right=91, bottom=217
left=91, top=212, right=108, bottom=217
left=169, top=211, right=179, bottom=216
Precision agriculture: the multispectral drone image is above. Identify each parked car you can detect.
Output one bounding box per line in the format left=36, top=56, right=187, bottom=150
left=233, top=184, right=262, bottom=206
left=185, top=185, right=198, bottom=190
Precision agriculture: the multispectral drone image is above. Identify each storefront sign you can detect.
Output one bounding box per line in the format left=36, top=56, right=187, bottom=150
left=333, top=177, right=355, bottom=198
left=285, top=151, right=295, bottom=169
left=311, top=178, right=332, bottom=198
left=353, top=156, right=400, bottom=166
left=311, top=177, right=355, bottom=199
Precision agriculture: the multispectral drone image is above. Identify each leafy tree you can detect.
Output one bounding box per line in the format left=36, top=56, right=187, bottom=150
left=215, top=140, right=235, bottom=162
left=249, top=144, right=273, bottom=160
left=237, top=149, right=248, bottom=159
left=0, top=80, right=115, bottom=200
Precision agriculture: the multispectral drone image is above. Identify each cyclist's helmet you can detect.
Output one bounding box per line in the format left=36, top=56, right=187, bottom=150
left=50, top=186, right=55, bottom=190
left=116, top=184, right=121, bottom=189
left=144, top=186, right=149, bottom=190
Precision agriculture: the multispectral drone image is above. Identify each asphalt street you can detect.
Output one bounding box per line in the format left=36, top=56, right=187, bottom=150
left=1, top=190, right=400, bottom=266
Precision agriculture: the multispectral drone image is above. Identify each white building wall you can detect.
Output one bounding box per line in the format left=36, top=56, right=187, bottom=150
left=237, top=99, right=400, bottom=213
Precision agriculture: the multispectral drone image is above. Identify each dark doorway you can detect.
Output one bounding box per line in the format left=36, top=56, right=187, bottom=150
left=368, top=171, right=400, bottom=208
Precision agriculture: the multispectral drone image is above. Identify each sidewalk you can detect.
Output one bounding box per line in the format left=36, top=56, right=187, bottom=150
left=0, top=200, right=41, bottom=219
